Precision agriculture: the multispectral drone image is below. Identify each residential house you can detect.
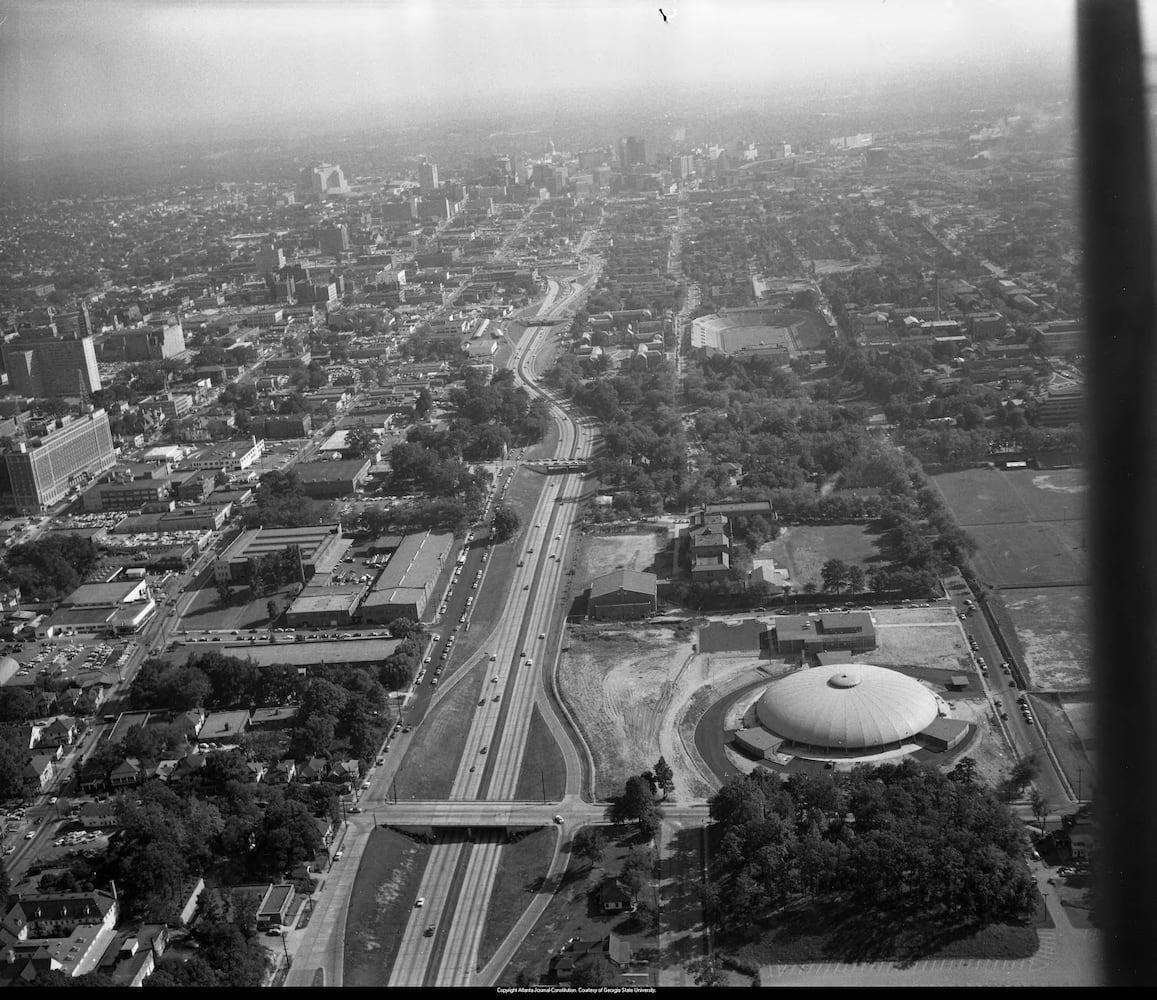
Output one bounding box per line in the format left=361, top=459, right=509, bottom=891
left=598, top=879, right=635, bottom=913
left=108, top=758, right=144, bottom=789
left=78, top=759, right=110, bottom=795
left=327, top=759, right=360, bottom=791
left=268, top=760, right=296, bottom=784
left=38, top=717, right=78, bottom=749
left=553, top=933, right=633, bottom=983
left=78, top=800, right=120, bottom=831
left=246, top=761, right=269, bottom=784
left=22, top=755, right=56, bottom=794
left=297, top=757, right=329, bottom=783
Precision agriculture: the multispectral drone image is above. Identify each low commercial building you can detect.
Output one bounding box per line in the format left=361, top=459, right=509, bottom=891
left=772, top=612, right=877, bottom=655
left=213, top=523, right=347, bottom=584
left=181, top=437, right=264, bottom=473
left=284, top=585, right=364, bottom=628
left=588, top=570, right=658, bottom=620
left=81, top=479, right=172, bottom=513
left=256, top=884, right=295, bottom=931
left=359, top=531, right=453, bottom=624
left=292, top=459, right=371, bottom=499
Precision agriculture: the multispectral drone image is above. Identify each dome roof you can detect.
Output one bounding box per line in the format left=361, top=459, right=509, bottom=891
left=755, top=663, right=939, bottom=749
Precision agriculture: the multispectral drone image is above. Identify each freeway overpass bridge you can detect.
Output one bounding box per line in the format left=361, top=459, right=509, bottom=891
left=373, top=797, right=711, bottom=840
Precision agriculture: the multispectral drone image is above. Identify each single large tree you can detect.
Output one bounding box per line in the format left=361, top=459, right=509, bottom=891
left=571, top=827, right=605, bottom=868
left=491, top=502, right=521, bottom=543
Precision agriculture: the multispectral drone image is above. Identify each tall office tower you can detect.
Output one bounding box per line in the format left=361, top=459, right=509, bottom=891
left=419, top=160, right=440, bottom=194
left=2, top=409, right=116, bottom=513
left=618, top=136, right=648, bottom=169
left=297, top=163, right=349, bottom=202
left=253, top=244, right=286, bottom=274
left=318, top=224, right=350, bottom=257
left=1, top=331, right=102, bottom=399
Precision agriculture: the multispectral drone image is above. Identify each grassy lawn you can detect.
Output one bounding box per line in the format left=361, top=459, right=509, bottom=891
left=478, top=827, right=560, bottom=968
left=968, top=522, right=1085, bottom=587
left=497, top=825, right=660, bottom=987
left=394, top=658, right=485, bottom=801
left=1001, top=586, right=1091, bottom=691
left=764, top=523, right=883, bottom=591
left=513, top=704, right=568, bottom=802
left=343, top=826, right=432, bottom=987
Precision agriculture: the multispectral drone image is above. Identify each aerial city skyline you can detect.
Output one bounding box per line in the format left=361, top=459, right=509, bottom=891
left=0, top=0, right=1111, bottom=990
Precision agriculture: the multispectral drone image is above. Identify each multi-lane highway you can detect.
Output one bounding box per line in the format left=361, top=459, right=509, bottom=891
left=387, top=276, right=595, bottom=987
left=285, top=268, right=603, bottom=988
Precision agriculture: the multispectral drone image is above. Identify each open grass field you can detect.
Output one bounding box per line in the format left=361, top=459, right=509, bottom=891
left=1000, top=586, right=1091, bottom=692
left=968, top=522, right=1087, bottom=587
left=513, top=703, right=568, bottom=803
left=1026, top=693, right=1096, bottom=803
left=396, top=658, right=487, bottom=801
left=933, top=467, right=1086, bottom=528
left=478, top=827, right=560, bottom=969
left=343, top=827, right=432, bottom=987
left=764, top=523, right=882, bottom=591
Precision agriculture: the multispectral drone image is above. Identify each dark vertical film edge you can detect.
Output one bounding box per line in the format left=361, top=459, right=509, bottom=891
left=1077, top=0, right=1157, bottom=985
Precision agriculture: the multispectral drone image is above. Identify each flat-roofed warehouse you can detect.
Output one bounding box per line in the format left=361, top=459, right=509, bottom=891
left=359, top=531, right=453, bottom=624
left=291, top=458, right=371, bottom=499
left=773, top=612, right=877, bottom=655
left=588, top=569, right=658, bottom=621
left=285, top=585, right=364, bottom=629
left=213, top=523, right=348, bottom=584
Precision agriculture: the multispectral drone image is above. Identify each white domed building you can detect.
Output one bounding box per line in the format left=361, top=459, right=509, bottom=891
left=736, top=662, right=968, bottom=762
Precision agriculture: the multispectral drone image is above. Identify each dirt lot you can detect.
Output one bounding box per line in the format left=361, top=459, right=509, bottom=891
left=869, top=605, right=974, bottom=671
left=1000, top=586, right=1091, bottom=691
left=558, top=624, right=706, bottom=801
left=575, top=526, right=668, bottom=581
left=763, top=523, right=881, bottom=590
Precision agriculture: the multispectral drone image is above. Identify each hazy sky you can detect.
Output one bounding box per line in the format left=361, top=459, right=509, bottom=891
left=1, top=0, right=1078, bottom=149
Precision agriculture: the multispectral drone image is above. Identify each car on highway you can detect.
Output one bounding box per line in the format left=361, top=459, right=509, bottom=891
left=479, top=746, right=487, bottom=754
left=479, top=699, right=486, bottom=706
left=525, top=658, right=533, bottom=666
left=489, top=653, right=497, bottom=661
left=538, top=632, right=546, bottom=639
left=425, top=925, right=435, bottom=937
left=416, top=897, right=425, bottom=908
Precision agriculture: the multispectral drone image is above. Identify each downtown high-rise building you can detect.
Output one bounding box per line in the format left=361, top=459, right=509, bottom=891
left=297, top=163, right=349, bottom=202
left=1, top=409, right=117, bottom=513
left=419, top=160, right=440, bottom=194
left=618, top=136, right=648, bottom=169
left=1, top=330, right=102, bottom=399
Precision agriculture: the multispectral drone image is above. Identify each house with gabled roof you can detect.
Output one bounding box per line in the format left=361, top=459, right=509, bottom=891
left=0, top=890, right=120, bottom=979
left=297, top=757, right=329, bottom=782
left=108, top=758, right=144, bottom=789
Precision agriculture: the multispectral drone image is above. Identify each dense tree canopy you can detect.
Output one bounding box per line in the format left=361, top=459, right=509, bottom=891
left=706, top=762, right=1035, bottom=931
